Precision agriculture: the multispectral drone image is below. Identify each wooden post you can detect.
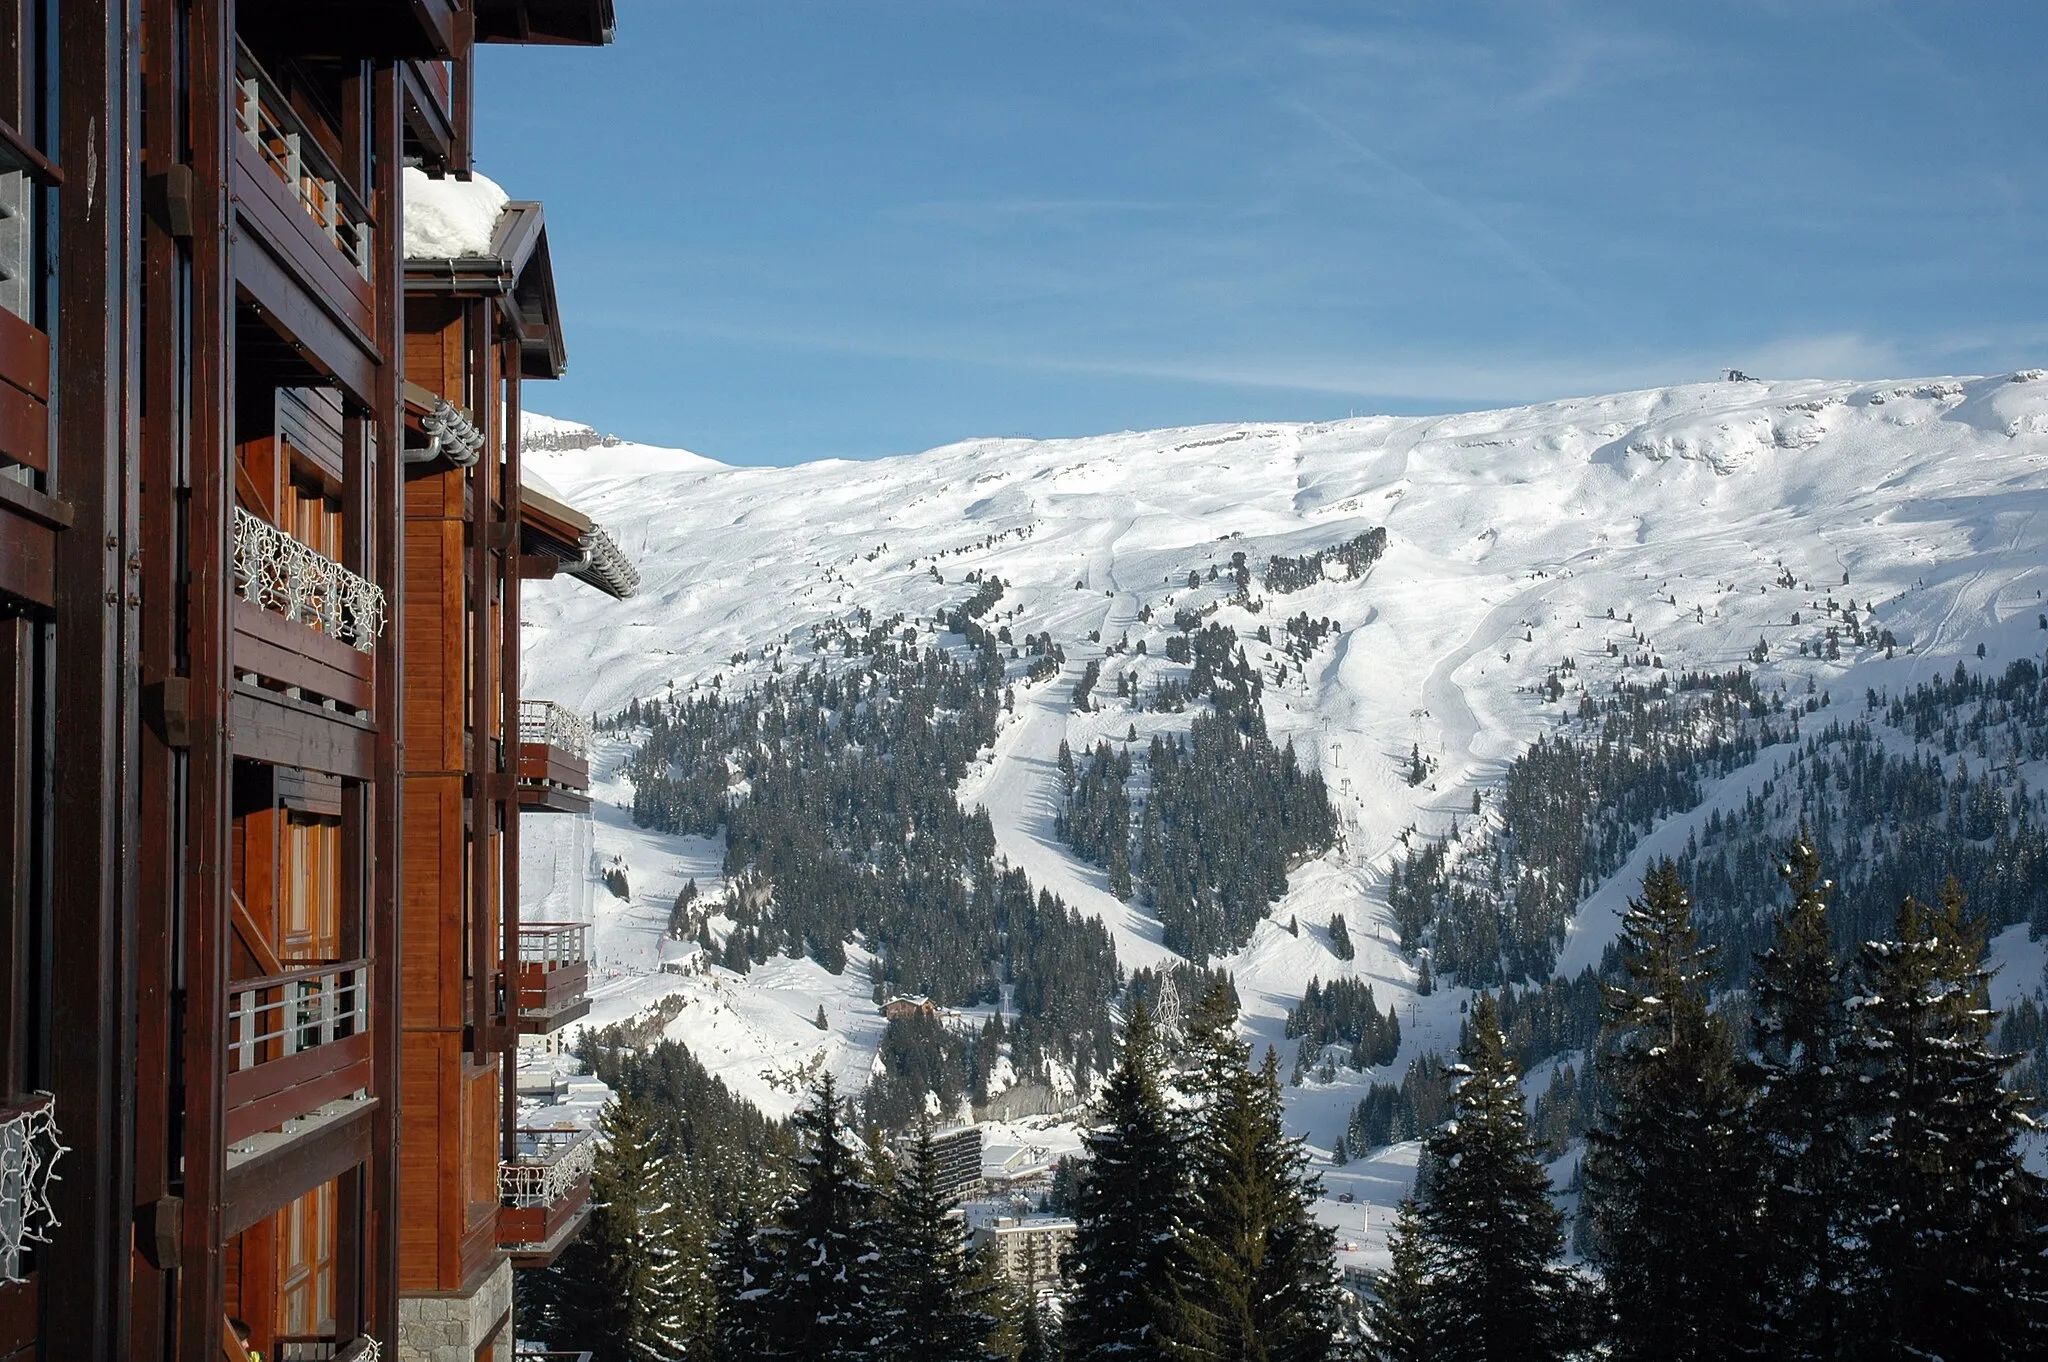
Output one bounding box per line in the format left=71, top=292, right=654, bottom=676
left=175, top=0, right=236, bottom=1354
left=45, top=0, right=141, bottom=1356
left=368, top=56, right=406, bottom=1348
left=131, top=0, right=185, bottom=1348
left=502, top=344, right=522, bottom=1162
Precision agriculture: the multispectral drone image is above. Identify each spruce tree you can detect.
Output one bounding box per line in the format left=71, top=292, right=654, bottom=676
left=880, top=1119, right=997, bottom=1361
left=1844, top=882, right=2048, bottom=1358
left=1743, top=832, right=1858, bottom=1356
left=755, top=1074, right=887, bottom=1359
left=637, top=1123, right=710, bottom=1361
left=1065, top=1004, right=1183, bottom=1362
left=525, top=1096, right=666, bottom=1361
left=1409, top=993, right=1571, bottom=1362
left=1330, top=913, right=1355, bottom=962
left=1584, top=859, right=1758, bottom=1362
left=1166, top=1046, right=1340, bottom=1361
left=710, top=1208, right=775, bottom=1361
left=1361, top=1199, right=1432, bottom=1362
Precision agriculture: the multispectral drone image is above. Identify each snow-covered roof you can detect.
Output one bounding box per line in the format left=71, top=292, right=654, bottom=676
left=402, top=166, right=510, bottom=259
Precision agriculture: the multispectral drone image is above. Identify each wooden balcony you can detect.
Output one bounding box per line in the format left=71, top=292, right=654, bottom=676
left=0, top=477, right=68, bottom=613
left=518, top=699, right=592, bottom=813
left=225, top=960, right=372, bottom=1147
left=0, top=305, right=49, bottom=479
left=230, top=506, right=383, bottom=778
left=515, top=923, right=591, bottom=1034
left=230, top=45, right=381, bottom=404
left=499, top=1125, right=596, bottom=1266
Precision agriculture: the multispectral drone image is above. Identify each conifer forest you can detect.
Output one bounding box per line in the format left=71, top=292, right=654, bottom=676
left=516, top=554, right=2048, bottom=1359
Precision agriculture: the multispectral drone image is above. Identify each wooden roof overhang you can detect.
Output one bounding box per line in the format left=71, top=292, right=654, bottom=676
left=519, top=482, right=638, bottom=601
left=477, top=0, right=617, bottom=46
left=238, top=0, right=462, bottom=60
left=404, top=202, right=568, bottom=381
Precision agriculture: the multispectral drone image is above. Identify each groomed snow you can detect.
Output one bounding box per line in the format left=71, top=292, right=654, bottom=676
left=520, top=372, right=2048, bottom=1265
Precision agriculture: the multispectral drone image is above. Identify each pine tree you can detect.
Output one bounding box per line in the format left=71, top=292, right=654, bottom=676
left=1165, top=1044, right=1340, bottom=1361
left=1584, top=859, right=1758, bottom=1362
left=1408, top=993, right=1571, bottom=1362
left=1743, top=832, right=1858, bottom=1357
left=710, top=1209, right=776, bottom=1361
left=638, top=1123, right=711, bottom=1361
left=754, top=1074, right=887, bottom=1359
left=1330, top=913, right=1355, bottom=962
left=523, top=1096, right=667, bottom=1361
left=1360, top=1199, right=1432, bottom=1362
left=1844, top=881, right=2048, bottom=1358
left=879, top=1119, right=997, bottom=1361
left=1065, top=1004, right=1183, bottom=1362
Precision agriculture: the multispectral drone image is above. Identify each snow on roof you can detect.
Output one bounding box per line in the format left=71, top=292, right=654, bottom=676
left=403, top=166, right=510, bottom=259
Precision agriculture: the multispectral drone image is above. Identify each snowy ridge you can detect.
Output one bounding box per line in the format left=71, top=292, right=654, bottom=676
left=519, top=373, right=2048, bottom=1267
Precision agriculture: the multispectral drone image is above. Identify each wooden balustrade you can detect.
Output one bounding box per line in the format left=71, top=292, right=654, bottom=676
left=515, top=923, right=591, bottom=1034
left=517, top=700, right=592, bottom=813
left=224, top=960, right=371, bottom=1147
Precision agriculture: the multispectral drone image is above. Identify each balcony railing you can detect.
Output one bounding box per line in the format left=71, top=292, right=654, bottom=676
left=0, top=1093, right=65, bottom=1285
left=518, top=701, right=593, bottom=813
left=500, top=1124, right=596, bottom=1261
left=225, top=960, right=372, bottom=1146
left=234, top=506, right=387, bottom=653
left=519, top=700, right=591, bottom=760
left=234, top=51, right=374, bottom=283
left=275, top=1338, right=382, bottom=1362
left=501, top=1125, right=598, bottom=1209
left=516, top=923, right=591, bottom=1034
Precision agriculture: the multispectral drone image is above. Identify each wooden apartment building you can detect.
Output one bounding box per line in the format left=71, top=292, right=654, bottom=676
left=0, top=2, right=626, bottom=1359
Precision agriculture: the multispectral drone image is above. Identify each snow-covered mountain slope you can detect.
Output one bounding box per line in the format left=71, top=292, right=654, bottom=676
left=519, top=374, right=2048, bottom=1263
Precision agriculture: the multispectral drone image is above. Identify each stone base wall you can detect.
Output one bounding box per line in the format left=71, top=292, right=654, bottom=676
left=397, top=1259, right=513, bottom=1362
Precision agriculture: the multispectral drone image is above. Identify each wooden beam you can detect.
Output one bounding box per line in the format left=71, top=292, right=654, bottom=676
left=231, top=597, right=377, bottom=711
left=368, top=56, right=408, bottom=1348
left=232, top=234, right=380, bottom=407
left=43, top=0, right=142, bottom=1353
left=220, top=1098, right=376, bottom=1238
left=176, top=0, right=238, bottom=1354
left=230, top=683, right=377, bottom=779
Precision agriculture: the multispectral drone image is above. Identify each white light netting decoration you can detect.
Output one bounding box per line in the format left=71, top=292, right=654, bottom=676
left=0, top=1094, right=67, bottom=1284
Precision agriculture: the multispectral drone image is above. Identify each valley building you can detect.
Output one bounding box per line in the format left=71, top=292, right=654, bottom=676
left=0, top=3, right=629, bottom=1359
left=968, top=1215, right=1077, bottom=1290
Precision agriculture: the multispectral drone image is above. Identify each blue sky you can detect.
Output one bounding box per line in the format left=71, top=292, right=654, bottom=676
left=475, top=1, right=2048, bottom=466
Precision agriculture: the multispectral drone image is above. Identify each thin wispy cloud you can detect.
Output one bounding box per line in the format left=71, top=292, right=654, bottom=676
left=479, top=3, right=2048, bottom=464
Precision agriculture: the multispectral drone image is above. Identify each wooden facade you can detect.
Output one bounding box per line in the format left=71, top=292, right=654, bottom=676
left=0, top=3, right=617, bottom=1360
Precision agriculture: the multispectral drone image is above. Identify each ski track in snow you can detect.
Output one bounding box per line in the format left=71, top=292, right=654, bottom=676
left=518, top=377, right=2048, bottom=1271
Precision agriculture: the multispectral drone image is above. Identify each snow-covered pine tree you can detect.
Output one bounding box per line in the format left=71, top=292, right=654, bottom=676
left=1407, top=993, right=1573, bottom=1361
left=754, top=1074, right=888, bottom=1360
left=1584, top=859, right=1759, bottom=1362
left=879, top=1119, right=997, bottom=1361
left=1330, top=912, right=1355, bottom=961
left=709, top=1208, right=774, bottom=1360
left=520, top=1095, right=668, bottom=1357
left=1016, top=1252, right=1063, bottom=1362
left=1743, top=832, right=1859, bottom=1357
left=1065, top=1004, right=1183, bottom=1362
left=1360, top=1198, right=1432, bottom=1362
left=1165, top=1043, right=1340, bottom=1361
left=1844, top=881, right=2048, bottom=1358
